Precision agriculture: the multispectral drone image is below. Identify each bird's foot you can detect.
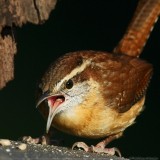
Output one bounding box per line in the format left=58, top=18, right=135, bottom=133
left=21, top=134, right=62, bottom=146
left=72, top=142, right=121, bottom=157
left=21, top=135, right=50, bottom=145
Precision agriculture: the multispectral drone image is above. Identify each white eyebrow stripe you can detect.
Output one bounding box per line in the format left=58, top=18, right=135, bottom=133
left=55, top=60, right=91, bottom=91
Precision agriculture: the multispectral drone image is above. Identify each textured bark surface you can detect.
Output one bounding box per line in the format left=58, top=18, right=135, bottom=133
left=0, top=140, right=128, bottom=160
left=0, top=0, right=57, bottom=27
left=0, top=0, right=57, bottom=89
left=0, top=35, right=16, bottom=89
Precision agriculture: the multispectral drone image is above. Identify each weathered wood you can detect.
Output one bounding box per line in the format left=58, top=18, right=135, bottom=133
left=0, top=140, right=127, bottom=160
left=0, top=0, right=57, bottom=89
left=0, top=35, right=16, bottom=89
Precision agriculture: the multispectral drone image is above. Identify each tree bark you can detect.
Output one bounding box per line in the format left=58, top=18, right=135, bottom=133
left=0, top=0, right=57, bottom=89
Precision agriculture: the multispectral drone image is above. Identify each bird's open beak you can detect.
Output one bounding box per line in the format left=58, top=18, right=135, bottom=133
left=36, top=92, right=65, bottom=133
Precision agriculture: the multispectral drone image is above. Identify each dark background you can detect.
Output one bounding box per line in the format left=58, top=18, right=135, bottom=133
left=0, top=0, right=159, bottom=158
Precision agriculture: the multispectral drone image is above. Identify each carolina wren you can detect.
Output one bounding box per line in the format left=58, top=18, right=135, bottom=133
left=36, top=50, right=152, bottom=156
left=28, top=0, right=158, bottom=156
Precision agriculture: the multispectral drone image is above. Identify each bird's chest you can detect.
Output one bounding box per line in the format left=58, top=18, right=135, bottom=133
left=52, top=97, right=144, bottom=139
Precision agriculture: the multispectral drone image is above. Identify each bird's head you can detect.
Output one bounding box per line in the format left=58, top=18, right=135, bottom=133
left=36, top=51, right=99, bottom=133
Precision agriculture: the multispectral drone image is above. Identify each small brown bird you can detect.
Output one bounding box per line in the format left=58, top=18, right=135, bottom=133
left=23, top=0, right=160, bottom=156
left=36, top=50, right=152, bottom=156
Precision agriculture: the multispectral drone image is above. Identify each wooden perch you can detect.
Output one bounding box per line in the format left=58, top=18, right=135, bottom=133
left=0, top=0, right=57, bottom=89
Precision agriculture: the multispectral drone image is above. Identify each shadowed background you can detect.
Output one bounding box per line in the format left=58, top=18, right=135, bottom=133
left=0, top=0, right=159, bottom=158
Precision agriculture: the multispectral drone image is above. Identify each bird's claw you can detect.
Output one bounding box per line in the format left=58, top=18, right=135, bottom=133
left=91, top=145, right=121, bottom=157
left=72, top=142, right=90, bottom=152
left=21, top=135, right=49, bottom=145
left=72, top=142, right=121, bottom=157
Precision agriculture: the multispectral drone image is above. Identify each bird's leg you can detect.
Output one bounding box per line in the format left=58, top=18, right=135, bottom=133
left=91, top=132, right=122, bottom=156
left=72, top=132, right=122, bottom=157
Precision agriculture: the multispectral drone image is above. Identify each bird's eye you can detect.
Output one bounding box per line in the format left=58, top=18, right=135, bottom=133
left=65, top=79, right=73, bottom=89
